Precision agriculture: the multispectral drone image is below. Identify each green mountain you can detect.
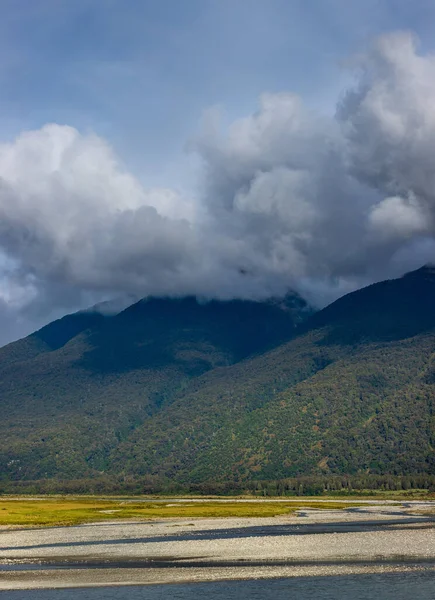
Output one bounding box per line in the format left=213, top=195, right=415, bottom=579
left=1, top=266, right=435, bottom=490
left=0, top=294, right=310, bottom=482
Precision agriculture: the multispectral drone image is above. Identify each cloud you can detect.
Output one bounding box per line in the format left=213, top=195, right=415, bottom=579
left=194, top=93, right=369, bottom=287
left=0, top=125, right=202, bottom=312
left=339, top=33, right=435, bottom=205
left=368, top=195, right=428, bottom=241
left=2, top=31, right=435, bottom=342
left=193, top=32, right=435, bottom=299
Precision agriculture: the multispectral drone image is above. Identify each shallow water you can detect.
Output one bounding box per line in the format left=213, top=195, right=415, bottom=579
left=2, top=571, right=435, bottom=600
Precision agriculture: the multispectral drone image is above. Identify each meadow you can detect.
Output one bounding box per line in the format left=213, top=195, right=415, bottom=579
left=0, top=497, right=370, bottom=527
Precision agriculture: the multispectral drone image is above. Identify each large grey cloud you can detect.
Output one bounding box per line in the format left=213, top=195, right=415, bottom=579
left=194, top=32, right=435, bottom=302
left=1, top=31, right=435, bottom=343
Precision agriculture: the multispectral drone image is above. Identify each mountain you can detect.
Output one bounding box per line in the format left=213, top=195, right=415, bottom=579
left=117, top=266, right=435, bottom=484
left=1, top=267, right=435, bottom=491
left=0, top=293, right=311, bottom=482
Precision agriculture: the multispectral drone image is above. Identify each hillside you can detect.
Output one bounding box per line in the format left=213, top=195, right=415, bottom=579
left=111, top=267, right=435, bottom=483
left=1, top=267, right=435, bottom=489
left=0, top=294, right=310, bottom=481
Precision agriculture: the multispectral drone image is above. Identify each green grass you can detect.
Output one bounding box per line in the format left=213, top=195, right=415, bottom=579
left=0, top=497, right=368, bottom=527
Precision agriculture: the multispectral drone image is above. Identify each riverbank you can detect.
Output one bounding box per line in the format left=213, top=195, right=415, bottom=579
left=1, top=501, right=435, bottom=589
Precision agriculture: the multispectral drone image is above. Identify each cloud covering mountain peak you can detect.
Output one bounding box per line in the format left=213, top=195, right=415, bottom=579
left=1, top=32, right=435, bottom=342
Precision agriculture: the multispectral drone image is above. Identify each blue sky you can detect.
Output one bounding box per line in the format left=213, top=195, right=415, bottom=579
left=1, top=0, right=434, bottom=190
left=2, top=0, right=435, bottom=343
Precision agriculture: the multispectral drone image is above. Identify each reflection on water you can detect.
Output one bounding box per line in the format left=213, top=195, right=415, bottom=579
left=2, top=571, right=435, bottom=600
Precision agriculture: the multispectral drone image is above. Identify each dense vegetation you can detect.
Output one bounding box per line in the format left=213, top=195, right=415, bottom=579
left=0, top=294, right=310, bottom=485
left=1, top=266, right=435, bottom=492
left=2, top=473, right=435, bottom=497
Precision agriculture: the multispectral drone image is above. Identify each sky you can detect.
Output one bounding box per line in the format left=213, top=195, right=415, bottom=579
left=2, top=0, right=435, bottom=344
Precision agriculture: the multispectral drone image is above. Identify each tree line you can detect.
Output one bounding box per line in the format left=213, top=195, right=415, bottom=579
left=1, top=473, right=435, bottom=496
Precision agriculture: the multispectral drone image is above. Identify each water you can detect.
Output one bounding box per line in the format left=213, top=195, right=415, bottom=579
left=2, top=572, right=435, bottom=600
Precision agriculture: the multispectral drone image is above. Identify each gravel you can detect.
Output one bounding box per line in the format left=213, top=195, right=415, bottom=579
left=1, top=503, right=435, bottom=590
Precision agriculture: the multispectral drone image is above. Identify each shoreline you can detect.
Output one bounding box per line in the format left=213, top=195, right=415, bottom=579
left=1, top=503, right=435, bottom=590
left=2, top=561, right=435, bottom=590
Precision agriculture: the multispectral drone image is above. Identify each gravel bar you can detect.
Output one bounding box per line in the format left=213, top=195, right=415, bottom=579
left=1, top=502, right=435, bottom=589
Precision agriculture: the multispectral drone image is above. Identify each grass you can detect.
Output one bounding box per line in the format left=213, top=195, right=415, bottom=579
left=0, top=497, right=368, bottom=527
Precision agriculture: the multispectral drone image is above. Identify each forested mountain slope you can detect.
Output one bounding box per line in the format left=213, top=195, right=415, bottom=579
left=0, top=294, right=310, bottom=481
left=1, top=267, right=435, bottom=488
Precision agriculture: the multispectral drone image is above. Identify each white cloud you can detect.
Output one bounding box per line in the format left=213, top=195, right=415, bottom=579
left=369, top=195, right=428, bottom=241
left=0, top=124, right=202, bottom=315
left=4, top=32, right=435, bottom=342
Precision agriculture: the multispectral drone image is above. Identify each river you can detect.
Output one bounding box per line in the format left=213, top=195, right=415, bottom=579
left=2, top=570, right=435, bottom=599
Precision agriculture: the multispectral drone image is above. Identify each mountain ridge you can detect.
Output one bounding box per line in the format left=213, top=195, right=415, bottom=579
left=1, top=267, right=435, bottom=489
left=0, top=292, right=312, bottom=482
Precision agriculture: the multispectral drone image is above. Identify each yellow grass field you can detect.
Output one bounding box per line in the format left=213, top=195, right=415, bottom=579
left=0, top=498, right=367, bottom=527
